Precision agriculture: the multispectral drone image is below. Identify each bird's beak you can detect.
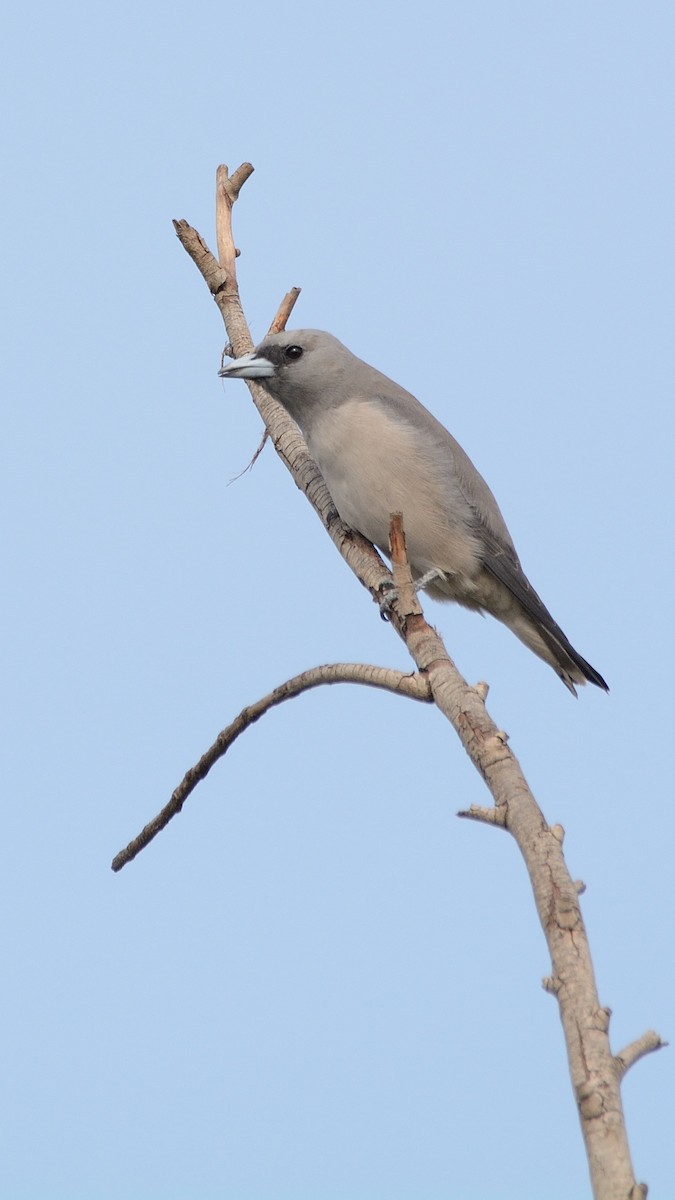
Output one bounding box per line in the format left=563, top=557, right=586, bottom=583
left=218, top=352, right=275, bottom=380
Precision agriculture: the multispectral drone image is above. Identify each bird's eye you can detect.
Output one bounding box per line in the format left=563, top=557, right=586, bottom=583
left=285, top=345, right=303, bottom=360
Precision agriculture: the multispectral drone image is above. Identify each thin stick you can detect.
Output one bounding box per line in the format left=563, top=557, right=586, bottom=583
left=111, top=664, right=431, bottom=871
left=268, top=287, right=302, bottom=333
left=224, top=284, right=303, bottom=482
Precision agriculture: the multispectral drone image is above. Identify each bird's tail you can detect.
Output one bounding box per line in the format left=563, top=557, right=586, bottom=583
left=482, top=556, right=609, bottom=696
left=520, top=617, right=609, bottom=696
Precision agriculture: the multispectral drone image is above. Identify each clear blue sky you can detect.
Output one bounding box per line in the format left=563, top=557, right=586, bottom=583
left=2, top=2, right=673, bottom=1197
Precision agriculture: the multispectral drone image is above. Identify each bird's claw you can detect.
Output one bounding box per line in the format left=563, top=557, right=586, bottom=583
left=378, top=568, right=445, bottom=620
left=377, top=580, right=397, bottom=621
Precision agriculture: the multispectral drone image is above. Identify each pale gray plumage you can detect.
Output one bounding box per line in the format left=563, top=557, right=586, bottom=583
left=219, top=330, right=608, bottom=695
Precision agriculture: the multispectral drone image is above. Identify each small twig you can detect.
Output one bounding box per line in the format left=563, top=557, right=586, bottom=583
left=542, top=975, right=560, bottom=995
left=174, top=220, right=227, bottom=293
left=268, top=287, right=302, bottom=334
left=457, top=803, right=507, bottom=828
left=389, top=513, right=423, bottom=618
left=111, top=663, right=431, bottom=871
left=176, top=164, right=256, bottom=361
left=615, top=1031, right=667, bottom=1078
left=226, top=287, right=303, bottom=483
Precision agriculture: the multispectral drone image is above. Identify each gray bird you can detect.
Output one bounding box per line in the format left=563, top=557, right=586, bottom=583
left=219, top=330, right=607, bottom=695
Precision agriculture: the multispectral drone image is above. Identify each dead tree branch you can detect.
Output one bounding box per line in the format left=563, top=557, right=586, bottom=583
left=115, top=164, right=662, bottom=1200
left=268, top=286, right=302, bottom=334
left=111, top=663, right=431, bottom=871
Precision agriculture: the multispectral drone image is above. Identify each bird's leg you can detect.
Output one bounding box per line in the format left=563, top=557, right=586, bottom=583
left=414, top=567, right=447, bottom=593
left=377, top=567, right=445, bottom=620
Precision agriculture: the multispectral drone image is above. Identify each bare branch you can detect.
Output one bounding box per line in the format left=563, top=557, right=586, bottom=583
left=215, top=162, right=254, bottom=278
left=165, top=169, right=660, bottom=1199
left=268, top=287, right=302, bottom=334
left=175, top=164, right=255, bottom=361
left=111, top=664, right=431, bottom=872
left=174, top=212, right=394, bottom=603
left=227, top=288, right=303, bottom=482
left=388, top=512, right=424, bottom=617
left=615, top=1031, right=667, bottom=1078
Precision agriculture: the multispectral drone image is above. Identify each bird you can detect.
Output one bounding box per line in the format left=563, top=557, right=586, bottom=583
left=219, top=329, right=608, bottom=695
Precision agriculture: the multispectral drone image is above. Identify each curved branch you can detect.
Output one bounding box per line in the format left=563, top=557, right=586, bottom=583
left=111, top=663, right=431, bottom=872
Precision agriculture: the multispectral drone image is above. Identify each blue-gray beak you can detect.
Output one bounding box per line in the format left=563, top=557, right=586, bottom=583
left=218, top=352, right=275, bottom=380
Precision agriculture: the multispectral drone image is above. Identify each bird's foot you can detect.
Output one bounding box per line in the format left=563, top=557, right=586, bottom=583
left=377, top=567, right=444, bottom=619
left=377, top=580, right=397, bottom=621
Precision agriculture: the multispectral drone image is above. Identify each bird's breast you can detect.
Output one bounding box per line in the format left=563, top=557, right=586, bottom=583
left=305, top=399, right=482, bottom=579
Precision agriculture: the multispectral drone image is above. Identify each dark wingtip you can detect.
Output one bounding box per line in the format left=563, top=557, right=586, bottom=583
left=560, top=656, right=608, bottom=696
left=582, top=662, right=609, bottom=693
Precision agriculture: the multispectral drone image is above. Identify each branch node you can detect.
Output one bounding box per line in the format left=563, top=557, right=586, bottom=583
left=594, top=1005, right=611, bottom=1033
left=473, top=680, right=489, bottom=701
left=550, top=823, right=565, bottom=844
left=542, top=974, right=561, bottom=994
left=578, top=1086, right=604, bottom=1119
left=216, top=161, right=255, bottom=203
left=574, top=879, right=586, bottom=895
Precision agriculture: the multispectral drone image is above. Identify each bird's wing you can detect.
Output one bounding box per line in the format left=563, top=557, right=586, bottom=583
left=439, top=418, right=607, bottom=684
left=372, top=385, right=518, bottom=549
left=478, top=530, right=608, bottom=690
left=479, top=532, right=562, bottom=640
